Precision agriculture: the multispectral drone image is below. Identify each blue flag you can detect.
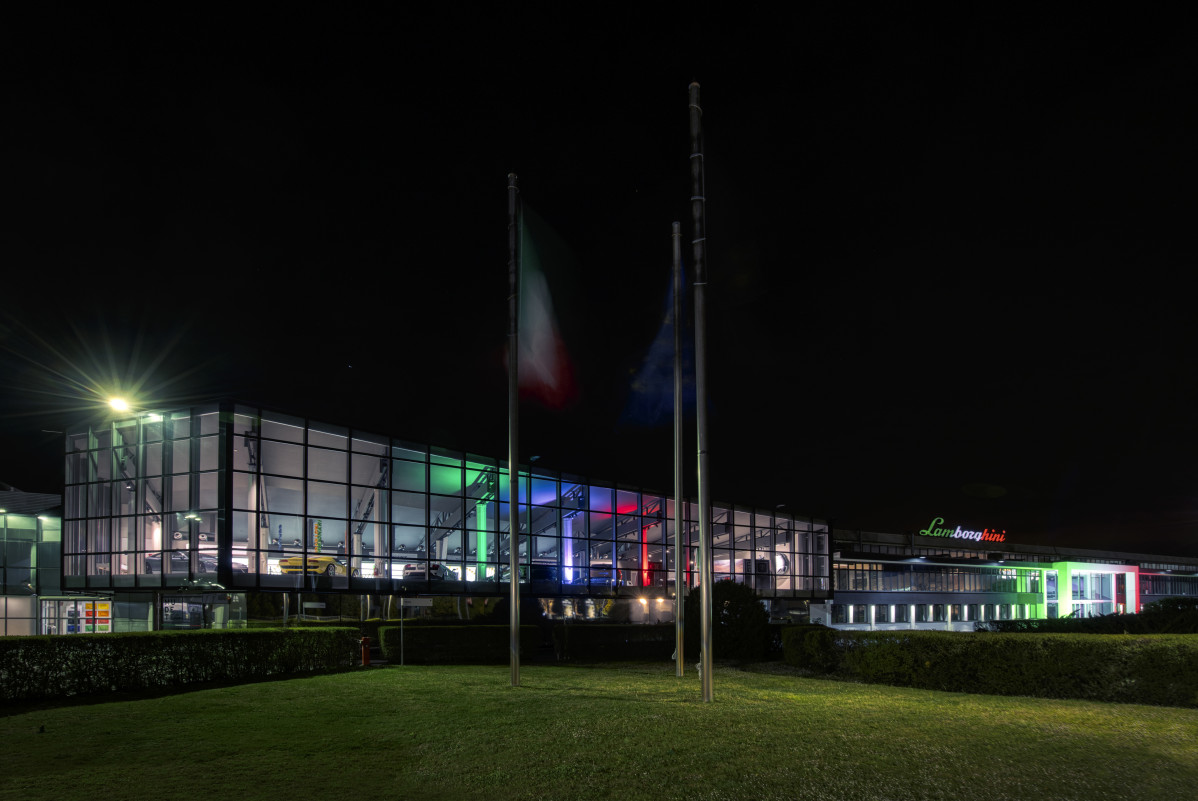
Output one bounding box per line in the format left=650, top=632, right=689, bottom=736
left=621, top=266, right=695, bottom=426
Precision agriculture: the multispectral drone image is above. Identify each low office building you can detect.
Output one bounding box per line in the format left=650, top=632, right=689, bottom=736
left=0, top=486, right=111, bottom=635
left=817, top=526, right=1198, bottom=631
left=0, top=488, right=61, bottom=635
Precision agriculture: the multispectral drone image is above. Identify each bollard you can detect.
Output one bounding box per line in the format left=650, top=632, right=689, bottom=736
left=360, top=636, right=371, bottom=667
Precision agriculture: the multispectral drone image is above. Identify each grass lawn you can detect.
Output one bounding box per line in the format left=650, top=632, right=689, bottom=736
left=2, top=663, right=1196, bottom=801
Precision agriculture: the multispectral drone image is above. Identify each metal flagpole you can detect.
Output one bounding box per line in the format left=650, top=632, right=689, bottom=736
left=507, top=172, right=521, bottom=687
left=688, top=82, right=713, bottom=702
left=672, top=220, right=685, bottom=677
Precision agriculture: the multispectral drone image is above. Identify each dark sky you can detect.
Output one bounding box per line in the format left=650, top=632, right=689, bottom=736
left=4, top=6, right=1198, bottom=557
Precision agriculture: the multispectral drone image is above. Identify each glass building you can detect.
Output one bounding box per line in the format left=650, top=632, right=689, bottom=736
left=59, top=402, right=833, bottom=627
left=2, top=403, right=1196, bottom=636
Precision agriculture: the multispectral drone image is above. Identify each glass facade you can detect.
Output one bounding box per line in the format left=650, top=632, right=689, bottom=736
left=834, top=562, right=1040, bottom=594
left=1, top=511, right=59, bottom=598
left=1140, top=572, right=1198, bottom=600
left=0, top=510, right=61, bottom=635
left=1048, top=561, right=1138, bottom=617
left=62, top=403, right=833, bottom=601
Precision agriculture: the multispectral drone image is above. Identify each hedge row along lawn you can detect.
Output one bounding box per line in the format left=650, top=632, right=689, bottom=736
left=3, top=663, right=1196, bottom=801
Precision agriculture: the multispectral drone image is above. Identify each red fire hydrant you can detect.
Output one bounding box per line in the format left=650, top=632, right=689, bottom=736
left=360, top=636, right=371, bottom=667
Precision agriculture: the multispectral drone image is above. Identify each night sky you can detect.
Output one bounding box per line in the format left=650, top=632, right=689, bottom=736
left=4, top=7, right=1197, bottom=558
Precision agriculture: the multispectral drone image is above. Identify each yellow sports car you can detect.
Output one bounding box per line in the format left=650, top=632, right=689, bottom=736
left=278, top=554, right=359, bottom=576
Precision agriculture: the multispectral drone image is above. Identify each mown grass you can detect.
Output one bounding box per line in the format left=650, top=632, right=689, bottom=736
left=3, top=663, right=1196, bottom=801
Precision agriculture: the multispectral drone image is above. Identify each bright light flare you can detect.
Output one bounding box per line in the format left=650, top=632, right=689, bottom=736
left=1, top=311, right=208, bottom=424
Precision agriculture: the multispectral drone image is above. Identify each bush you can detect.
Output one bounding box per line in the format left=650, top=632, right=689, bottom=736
left=0, top=628, right=360, bottom=704
left=780, top=628, right=1198, bottom=707
left=780, top=624, right=838, bottom=672
left=683, top=580, right=770, bottom=662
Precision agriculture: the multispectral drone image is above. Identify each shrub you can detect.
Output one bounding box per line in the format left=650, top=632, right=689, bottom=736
left=780, top=628, right=1198, bottom=707
left=683, top=581, right=770, bottom=662
left=0, top=628, right=359, bottom=704
left=781, top=625, right=838, bottom=672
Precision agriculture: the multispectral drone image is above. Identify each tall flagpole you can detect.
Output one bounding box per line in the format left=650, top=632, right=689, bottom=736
left=689, top=83, right=713, bottom=702
left=507, top=172, right=521, bottom=687
left=672, top=220, right=685, bottom=678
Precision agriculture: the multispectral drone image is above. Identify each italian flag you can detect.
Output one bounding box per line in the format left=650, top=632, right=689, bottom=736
left=518, top=205, right=576, bottom=408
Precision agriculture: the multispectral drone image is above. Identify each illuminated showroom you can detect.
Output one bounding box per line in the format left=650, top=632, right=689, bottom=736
left=50, top=401, right=831, bottom=630
left=1, top=401, right=1197, bottom=635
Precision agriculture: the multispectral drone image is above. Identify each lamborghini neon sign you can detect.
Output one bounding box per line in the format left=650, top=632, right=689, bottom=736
left=919, top=517, right=1007, bottom=543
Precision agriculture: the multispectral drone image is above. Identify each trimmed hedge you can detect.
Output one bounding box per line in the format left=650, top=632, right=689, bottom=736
left=781, top=627, right=1198, bottom=707
left=377, top=625, right=543, bottom=664
left=0, top=628, right=360, bottom=704
left=553, top=623, right=676, bottom=662
left=377, top=623, right=688, bottom=664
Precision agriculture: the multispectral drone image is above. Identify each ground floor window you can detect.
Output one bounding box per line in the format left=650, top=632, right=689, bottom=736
left=0, top=596, right=35, bottom=636
left=893, top=604, right=909, bottom=623
left=162, top=594, right=247, bottom=629
left=853, top=604, right=867, bottom=623
left=915, top=604, right=929, bottom=623
left=832, top=604, right=848, bottom=624
left=874, top=604, right=889, bottom=623
left=932, top=604, right=946, bottom=622
left=39, top=599, right=112, bottom=634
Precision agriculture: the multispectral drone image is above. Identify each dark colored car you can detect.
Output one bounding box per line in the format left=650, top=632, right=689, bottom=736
left=145, top=551, right=247, bottom=574
left=403, top=563, right=455, bottom=580
left=500, top=564, right=561, bottom=584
